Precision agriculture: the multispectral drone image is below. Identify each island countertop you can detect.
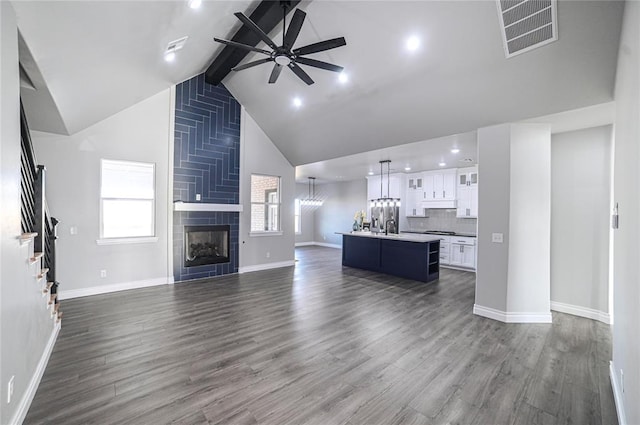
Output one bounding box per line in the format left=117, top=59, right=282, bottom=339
left=335, top=231, right=442, bottom=243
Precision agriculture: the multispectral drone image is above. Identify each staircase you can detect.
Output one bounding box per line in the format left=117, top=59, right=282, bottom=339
left=19, top=101, right=62, bottom=323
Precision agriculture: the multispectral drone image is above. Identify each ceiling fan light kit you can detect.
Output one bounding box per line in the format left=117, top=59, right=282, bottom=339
left=214, top=2, right=347, bottom=85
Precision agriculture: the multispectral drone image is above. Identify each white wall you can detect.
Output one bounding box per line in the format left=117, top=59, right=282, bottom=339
left=294, top=182, right=315, bottom=244
left=611, top=2, right=640, bottom=423
left=506, top=124, right=551, bottom=317
left=475, top=124, right=511, bottom=313
left=475, top=124, right=552, bottom=322
left=314, top=179, right=367, bottom=247
left=551, top=125, right=612, bottom=318
left=0, top=3, right=58, bottom=423
left=31, top=89, right=172, bottom=297
left=239, top=108, right=295, bottom=269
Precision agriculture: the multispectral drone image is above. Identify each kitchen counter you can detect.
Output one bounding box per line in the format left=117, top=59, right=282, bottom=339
left=401, top=230, right=477, bottom=237
left=336, top=231, right=442, bottom=243
left=339, top=232, right=440, bottom=283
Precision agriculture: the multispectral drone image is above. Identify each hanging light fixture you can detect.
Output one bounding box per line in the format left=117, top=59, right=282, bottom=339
left=300, top=177, right=323, bottom=206
left=369, top=160, right=401, bottom=208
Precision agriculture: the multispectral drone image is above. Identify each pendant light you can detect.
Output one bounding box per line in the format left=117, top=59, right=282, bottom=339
left=300, top=177, right=323, bottom=206
left=369, top=160, right=401, bottom=208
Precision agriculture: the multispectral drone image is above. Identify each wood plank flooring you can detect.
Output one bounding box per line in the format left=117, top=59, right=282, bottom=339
left=25, top=246, right=617, bottom=425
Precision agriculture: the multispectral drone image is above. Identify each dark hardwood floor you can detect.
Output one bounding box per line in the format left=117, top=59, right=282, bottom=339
left=25, top=246, right=617, bottom=425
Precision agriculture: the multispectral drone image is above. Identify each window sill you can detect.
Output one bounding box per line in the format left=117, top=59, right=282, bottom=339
left=96, top=236, right=158, bottom=245
left=249, top=231, right=284, bottom=237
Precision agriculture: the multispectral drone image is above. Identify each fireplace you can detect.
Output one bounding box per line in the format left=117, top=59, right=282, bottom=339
left=184, top=225, right=230, bottom=267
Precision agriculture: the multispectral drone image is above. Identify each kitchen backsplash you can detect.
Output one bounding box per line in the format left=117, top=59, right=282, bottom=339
left=406, top=209, right=477, bottom=235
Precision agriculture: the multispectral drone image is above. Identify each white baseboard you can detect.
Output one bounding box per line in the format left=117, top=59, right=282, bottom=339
left=294, top=242, right=315, bottom=247
left=473, top=304, right=553, bottom=323
left=238, top=260, right=295, bottom=274
left=312, top=242, right=341, bottom=249
left=58, top=277, right=172, bottom=300
left=610, top=361, right=627, bottom=425
left=10, top=322, right=61, bottom=425
left=550, top=301, right=610, bottom=324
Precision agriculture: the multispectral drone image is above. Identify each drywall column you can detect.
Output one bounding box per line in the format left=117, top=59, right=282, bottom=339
left=475, top=123, right=552, bottom=323
left=611, top=2, right=640, bottom=424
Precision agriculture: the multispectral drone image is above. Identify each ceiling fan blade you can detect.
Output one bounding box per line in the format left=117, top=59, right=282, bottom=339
left=268, top=63, right=283, bottom=84
left=293, top=37, right=346, bottom=56
left=296, top=57, right=344, bottom=73
left=214, top=38, right=271, bottom=55
left=234, top=12, right=279, bottom=50
left=289, top=62, right=314, bottom=85
left=233, top=58, right=273, bottom=71
left=284, top=9, right=306, bottom=49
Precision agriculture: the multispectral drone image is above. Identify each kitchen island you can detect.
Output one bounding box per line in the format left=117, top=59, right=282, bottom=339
left=338, top=232, right=441, bottom=283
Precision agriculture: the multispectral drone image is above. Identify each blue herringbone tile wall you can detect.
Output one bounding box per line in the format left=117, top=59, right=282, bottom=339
left=173, top=74, right=240, bottom=282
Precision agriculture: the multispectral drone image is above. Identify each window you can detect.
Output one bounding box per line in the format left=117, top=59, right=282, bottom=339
left=250, top=174, right=281, bottom=233
left=100, top=159, right=155, bottom=239
left=294, top=199, right=301, bottom=234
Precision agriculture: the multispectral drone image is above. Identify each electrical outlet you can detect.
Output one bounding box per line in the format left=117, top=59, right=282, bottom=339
left=621, top=370, right=624, bottom=393
left=195, top=194, right=201, bottom=201
left=100, top=270, right=107, bottom=278
left=266, top=252, right=270, bottom=258
left=70, top=226, right=78, bottom=235
left=7, top=376, right=14, bottom=404
left=492, top=233, right=504, bottom=243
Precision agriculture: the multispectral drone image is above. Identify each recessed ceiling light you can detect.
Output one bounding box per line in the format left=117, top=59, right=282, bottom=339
left=164, top=51, right=176, bottom=62
left=438, top=162, right=446, bottom=167
left=293, top=97, right=302, bottom=108
left=368, top=171, right=374, bottom=176
left=451, top=148, right=460, bottom=154
left=188, top=0, right=202, bottom=9
left=404, top=166, right=411, bottom=171
left=338, top=72, right=349, bottom=84
left=406, top=36, right=420, bottom=52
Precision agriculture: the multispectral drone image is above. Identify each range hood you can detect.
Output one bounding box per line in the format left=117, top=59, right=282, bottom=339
left=421, top=200, right=457, bottom=209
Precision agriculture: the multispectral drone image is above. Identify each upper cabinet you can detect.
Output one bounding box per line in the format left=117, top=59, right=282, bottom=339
left=423, top=169, right=457, bottom=201
left=405, top=172, right=426, bottom=216
left=456, top=167, right=478, bottom=218
left=367, top=173, right=404, bottom=200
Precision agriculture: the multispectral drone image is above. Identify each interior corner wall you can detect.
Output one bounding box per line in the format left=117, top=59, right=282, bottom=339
left=0, top=3, right=56, bottom=423
left=239, top=108, right=294, bottom=268
left=612, top=1, right=640, bottom=423
left=475, top=124, right=511, bottom=313
left=295, top=182, right=315, bottom=244
left=31, top=89, right=172, bottom=295
left=313, top=179, right=367, bottom=247
left=551, top=125, right=612, bottom=316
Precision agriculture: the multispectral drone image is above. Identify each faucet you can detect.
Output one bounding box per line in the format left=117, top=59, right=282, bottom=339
left=385, top=219, right=396, bottom=235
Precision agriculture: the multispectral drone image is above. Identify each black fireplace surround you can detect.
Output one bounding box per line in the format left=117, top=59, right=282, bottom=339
left=184, top=225, right=230, bottom=267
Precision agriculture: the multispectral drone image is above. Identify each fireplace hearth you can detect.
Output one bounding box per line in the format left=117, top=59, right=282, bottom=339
left=184, top=225, right=230, bottom=267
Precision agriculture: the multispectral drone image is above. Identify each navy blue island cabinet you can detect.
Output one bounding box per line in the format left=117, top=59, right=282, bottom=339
left=341, top=234, right=440, bottom=283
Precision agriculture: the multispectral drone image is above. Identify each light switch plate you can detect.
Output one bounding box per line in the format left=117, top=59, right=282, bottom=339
left=492, top=233, right=504, bottom=243
left=196, top=194, right=201, bottom=201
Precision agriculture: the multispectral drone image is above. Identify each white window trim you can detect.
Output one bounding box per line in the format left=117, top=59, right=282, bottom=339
left=96, top=236, right=159, bottom=245
left=100, top=159, right=156, bottom=239
left=294, top=198, right=302, bottom=235
left=250, top=174, right=282, bottom=235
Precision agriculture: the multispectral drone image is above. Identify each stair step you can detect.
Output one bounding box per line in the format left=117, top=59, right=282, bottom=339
left=30, top=252, right=44, bottom=264
left=42, top=282, right=54, bottom=294
left=56, top=312, right=63, bottom=322
left=20, top=232, right=38, bottom=241
left=48, top=293, right=57, bottom=306
left=37, top=268, right=50, bottom=279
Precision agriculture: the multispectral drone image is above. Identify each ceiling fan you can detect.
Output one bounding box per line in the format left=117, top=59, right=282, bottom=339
left=213, top=3, right=346, bottom=85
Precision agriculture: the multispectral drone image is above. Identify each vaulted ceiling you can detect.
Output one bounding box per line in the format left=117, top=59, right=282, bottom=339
left=14, top=1, right=624, bottom=167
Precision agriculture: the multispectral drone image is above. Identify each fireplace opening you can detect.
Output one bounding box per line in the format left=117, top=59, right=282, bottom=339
left=184, top=225, right=230, bottom=267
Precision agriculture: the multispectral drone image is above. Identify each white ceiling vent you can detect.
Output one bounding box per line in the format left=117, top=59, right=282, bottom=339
left=496, top=0, right=558, bottom=58
left=165, top=36, right=189, bottom=54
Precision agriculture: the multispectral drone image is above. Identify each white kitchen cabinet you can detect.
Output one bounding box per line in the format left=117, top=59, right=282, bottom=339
left=405, top=172, right=426, bottom=216
left=449, top=237, right=476, bottom=269
left=439, top=237, right=451, bottom=265
left=456, top=167, right=478, bottom=218
left=423, top=169, right=456, bottom=201
left=367, top=173, right=403, bottom=200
